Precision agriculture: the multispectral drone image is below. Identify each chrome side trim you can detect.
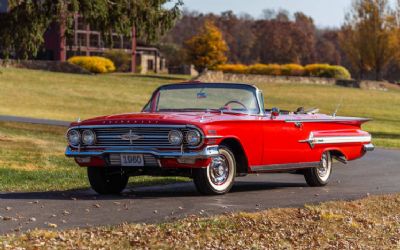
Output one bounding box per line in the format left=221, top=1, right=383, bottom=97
left=205, top=135, right=224, bottom=139
left=299, top=132, right=372, bottom=148
left=363, top=143, right=375, bottom=152
left=286, top=117, right=371, bottom=123
left=65, top=145, right=220, bottom=159
left=251, top=162, right=320, bottom=172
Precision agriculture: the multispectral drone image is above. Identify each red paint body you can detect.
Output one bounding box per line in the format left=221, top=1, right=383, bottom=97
left=70, top=110, right=371, bottom=172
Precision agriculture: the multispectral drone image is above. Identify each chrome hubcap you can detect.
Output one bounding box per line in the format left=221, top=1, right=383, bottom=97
left=317, top=153, right=330, bottom=178
left=209, top=155, right=229, bottom=185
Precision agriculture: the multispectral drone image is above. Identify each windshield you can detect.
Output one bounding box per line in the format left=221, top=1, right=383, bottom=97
left=146, top=84, right=260, bottom=115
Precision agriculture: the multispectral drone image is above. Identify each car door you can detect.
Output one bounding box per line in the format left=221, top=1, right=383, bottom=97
left=261, top=116, right=312, bottom=166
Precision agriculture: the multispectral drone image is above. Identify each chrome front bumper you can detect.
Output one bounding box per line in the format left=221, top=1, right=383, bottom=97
left=65, top=145, right=220, bottom=159
left=363, top=143, right=375, bottom=152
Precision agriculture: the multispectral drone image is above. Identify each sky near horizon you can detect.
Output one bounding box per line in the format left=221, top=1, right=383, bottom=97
left=179, top=0, right=395, bottom=28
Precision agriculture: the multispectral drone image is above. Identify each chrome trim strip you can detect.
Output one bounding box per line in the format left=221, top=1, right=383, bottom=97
left=251, top=162, right=320, bottom=172
left=286, top=117, right=371, bottom=123
left=299, top=132, right=372, bottom=148
left=65, top=145, right=220, bottom=159
left=68, top=124, right=188, bottom=130
left=205, top=135, right=223, bottom=139
left=363, top=143, right=375, bottom=152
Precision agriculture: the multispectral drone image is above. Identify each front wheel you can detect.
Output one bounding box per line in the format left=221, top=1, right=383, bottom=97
left=304, top=151, right=332, bottom=187
left=193, top=146, right=236, bottom=195
left=87, top=167, right=129, bottom=195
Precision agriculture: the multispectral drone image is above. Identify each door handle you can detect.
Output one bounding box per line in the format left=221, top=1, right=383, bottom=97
left=294, top=122, right=303, bottom=128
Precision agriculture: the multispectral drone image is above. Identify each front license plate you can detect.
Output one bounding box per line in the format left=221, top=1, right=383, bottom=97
left=120, top=154, right=144, bottom=167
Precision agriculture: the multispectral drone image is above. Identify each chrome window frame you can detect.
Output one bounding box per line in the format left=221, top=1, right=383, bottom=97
left=144, top=83, right=265, bottom=116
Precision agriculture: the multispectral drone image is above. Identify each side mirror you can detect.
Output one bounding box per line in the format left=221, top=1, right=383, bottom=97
left=271, top=107, right=280, bottom=119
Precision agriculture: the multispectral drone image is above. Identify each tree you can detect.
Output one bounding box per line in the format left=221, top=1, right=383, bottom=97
left=184, top=20, right=228, bottom=72
left=0, top=0, right=182, bottom=59
left=340, top=0, right=398, bottom=80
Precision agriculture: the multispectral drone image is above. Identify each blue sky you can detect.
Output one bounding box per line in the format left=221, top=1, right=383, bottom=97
left=179, top=0, right=394, bottom=28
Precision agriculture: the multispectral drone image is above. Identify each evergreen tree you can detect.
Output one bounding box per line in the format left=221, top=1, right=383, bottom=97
left=0, top=0, right=182, bottom=59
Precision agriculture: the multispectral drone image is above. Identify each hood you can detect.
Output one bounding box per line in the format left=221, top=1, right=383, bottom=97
left=69, top=112, right=251, bottom=127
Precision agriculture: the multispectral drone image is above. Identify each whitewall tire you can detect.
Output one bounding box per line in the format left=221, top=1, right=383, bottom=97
left=193, top=146, right=236, bottom=195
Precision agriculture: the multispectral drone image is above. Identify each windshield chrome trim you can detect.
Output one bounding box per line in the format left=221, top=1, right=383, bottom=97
left=148, top=82, right=264, bottom=116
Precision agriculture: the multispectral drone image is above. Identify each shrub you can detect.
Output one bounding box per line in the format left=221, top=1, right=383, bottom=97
left=248, top=64, right=281, bottom=76
left=281, top=64, right=305, bottom=76
left=103, top=50, right=131, bottom=72
left=304, top=64, right=351, bottom=79
left=216, top=63, right=351, bottom=79
left=67, top=56, right=116, bottom=74
left=215, top=64, right=248, bottom=74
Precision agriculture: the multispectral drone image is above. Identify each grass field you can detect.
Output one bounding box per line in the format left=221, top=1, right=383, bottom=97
left=0, top=121, right=188, bottom=192
left=2, top=194, right=399, bottom=249
left=0, top=67, right=399, bottom=191
left=0, top=67, right=399, bottom=148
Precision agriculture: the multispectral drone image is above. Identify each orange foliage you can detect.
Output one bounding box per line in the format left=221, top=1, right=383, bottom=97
left=185, top=20, right=228, bottom=72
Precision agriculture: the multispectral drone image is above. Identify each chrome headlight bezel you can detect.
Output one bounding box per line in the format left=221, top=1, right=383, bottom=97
left=168, top=130, right=183, bottom=146
left=186, top=130, right=202, bottom=146
left=67, top=129, right=81, bottom=146
left=81, top=129, right=96, bottom=145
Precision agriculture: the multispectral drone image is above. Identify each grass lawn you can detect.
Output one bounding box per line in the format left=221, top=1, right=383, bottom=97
left=0, top=122, right=188, bottom=192
left=0, top=67, right=190, bottom=121
left=0, top=67, right=399, bottom=148
left=2, top=194, right=400, bottom=249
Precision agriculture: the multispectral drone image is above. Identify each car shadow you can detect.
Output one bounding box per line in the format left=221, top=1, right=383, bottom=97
left=0, top=181, right=307, bottom=201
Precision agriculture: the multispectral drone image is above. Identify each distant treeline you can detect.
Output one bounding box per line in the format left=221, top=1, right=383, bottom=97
left=161, top=7, right=400, bottom=82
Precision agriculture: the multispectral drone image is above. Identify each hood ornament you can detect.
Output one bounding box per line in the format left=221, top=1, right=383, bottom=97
left=120, top=130, right=143, bottom=144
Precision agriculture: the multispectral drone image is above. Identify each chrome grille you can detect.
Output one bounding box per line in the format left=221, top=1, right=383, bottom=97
left=109, top=154, right=159, bottom=167
left=91, top=126, right=193, bottom=148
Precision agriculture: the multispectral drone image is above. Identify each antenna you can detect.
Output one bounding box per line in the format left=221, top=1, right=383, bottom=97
left=332, top=97, right=344, bottom=118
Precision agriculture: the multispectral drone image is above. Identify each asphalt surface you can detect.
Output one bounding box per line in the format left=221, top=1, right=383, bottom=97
left=0, top=148, right=398, bottom=234
left=0, top=115, right=69, bottom=127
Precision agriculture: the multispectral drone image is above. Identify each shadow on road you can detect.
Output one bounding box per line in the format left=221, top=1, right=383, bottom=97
left=0, top=181, right=307, bottom=201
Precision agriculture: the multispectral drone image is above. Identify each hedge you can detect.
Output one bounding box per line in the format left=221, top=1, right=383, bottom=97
left=216, top=63, right=351, bottom=79
left=68, top=56, right=116, bottom=74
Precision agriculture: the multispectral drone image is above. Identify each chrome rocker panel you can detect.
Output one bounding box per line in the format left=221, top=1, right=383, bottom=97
left=65, top=145, right=220, bottom=159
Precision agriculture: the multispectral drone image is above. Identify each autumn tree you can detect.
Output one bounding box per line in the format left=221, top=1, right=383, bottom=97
left=184, top=20, right=228, bottom=72
left=340, top=0, right=398, bottom=80
left=0, top=0, right=182, bottom=59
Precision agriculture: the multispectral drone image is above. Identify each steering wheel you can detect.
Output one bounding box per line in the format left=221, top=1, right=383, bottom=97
left=223, top=100, right=248, bottom=111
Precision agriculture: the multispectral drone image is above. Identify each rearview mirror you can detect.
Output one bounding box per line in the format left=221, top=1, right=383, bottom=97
left=271, top=107, right=280, bottom=118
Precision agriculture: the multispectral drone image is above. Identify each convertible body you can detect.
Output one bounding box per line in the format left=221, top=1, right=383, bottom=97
left=65, top=83, right=373, bottom=195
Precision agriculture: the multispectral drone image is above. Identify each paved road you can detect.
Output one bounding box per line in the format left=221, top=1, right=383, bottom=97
left=0, top=148, right=399, bottom=234
left=0, top=115, right=69, bottom=127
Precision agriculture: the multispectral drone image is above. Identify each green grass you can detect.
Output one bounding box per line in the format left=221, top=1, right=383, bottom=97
left=0, top=67, right=399, bottom=148
left=0, top=67, right=190, bottom=121
left=0, top=122, right=188, bottom=192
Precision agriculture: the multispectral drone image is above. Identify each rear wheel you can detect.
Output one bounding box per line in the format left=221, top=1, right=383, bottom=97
left=304, top=151, right=332, bottom=187
left=193, top=146, right=236, bottom=195
left=87, top=167, right=129, bottom=195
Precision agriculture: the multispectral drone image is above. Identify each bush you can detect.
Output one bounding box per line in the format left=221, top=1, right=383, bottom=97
left=248, top=64, right=281, bottom=76
left=216, top=63, right=351, bottom=79
left=281, top=64, right=305, bottom=76
left=215, top=64, right=248, bottom=74
left=67, top=56, right=116, bottom=74
left=103, top=50, right=131, bottom=72
left=304, top=64, right=351, bottom=79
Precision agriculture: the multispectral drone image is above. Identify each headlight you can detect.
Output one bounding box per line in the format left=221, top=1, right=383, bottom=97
left=82, top=130, right=96, bottom=145
left=67, top=129, right=81, bottom=146
left=186, top=130, right=202, bottom=146
left=168, top=130, right=183, bottom=145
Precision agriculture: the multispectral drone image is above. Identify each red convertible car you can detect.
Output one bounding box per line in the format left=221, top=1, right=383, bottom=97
left=65, top=82, right=374, bottom=195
